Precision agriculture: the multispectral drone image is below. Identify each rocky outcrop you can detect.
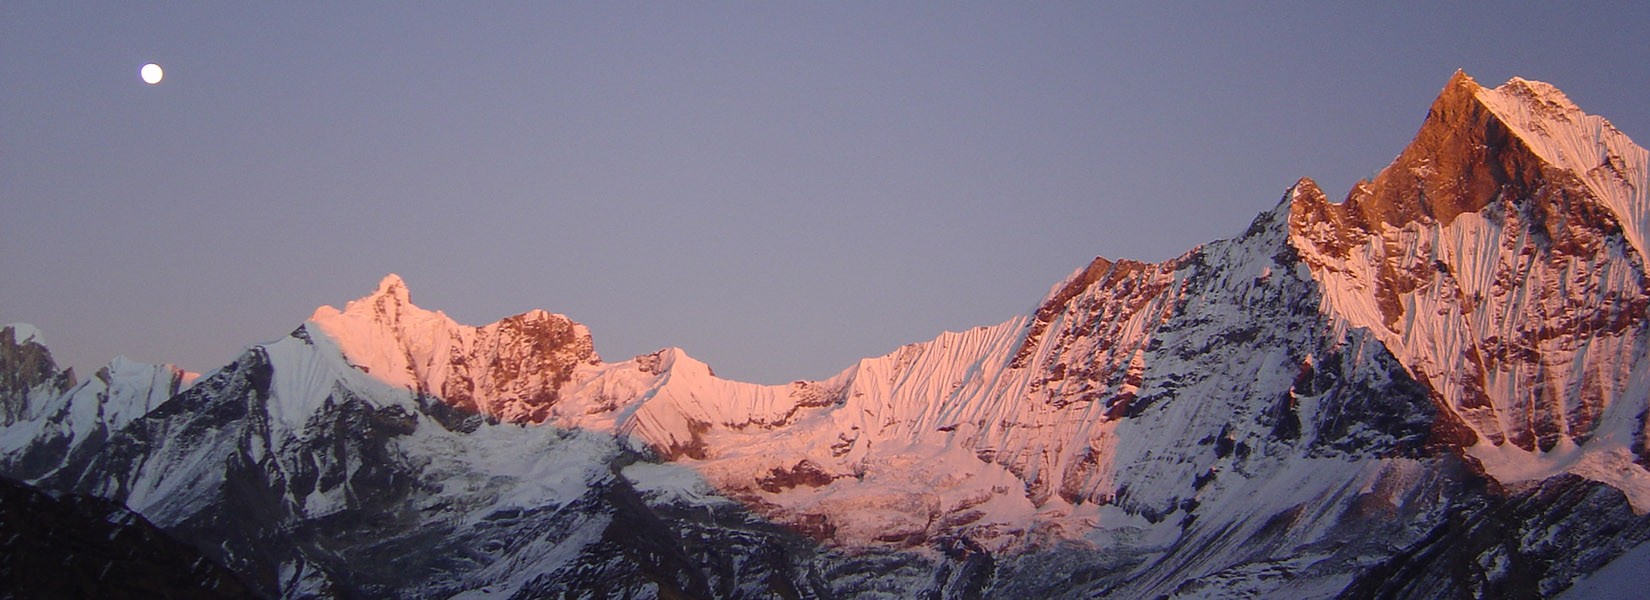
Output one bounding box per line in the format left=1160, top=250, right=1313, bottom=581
left=0, top=324, right=74, bottom=425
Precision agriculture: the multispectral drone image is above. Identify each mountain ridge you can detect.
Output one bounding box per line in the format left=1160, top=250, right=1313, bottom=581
left=3, top=72, right=1649, bottom=598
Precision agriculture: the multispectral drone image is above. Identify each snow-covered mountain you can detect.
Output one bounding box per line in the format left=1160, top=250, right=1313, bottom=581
left=1, top=324, right=193, bottom=483
left=4, top=72, right=1649, bottom=598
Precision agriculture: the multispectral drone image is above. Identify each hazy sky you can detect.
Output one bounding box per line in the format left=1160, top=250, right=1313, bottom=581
left=4, top=3, right=1648, bottom=384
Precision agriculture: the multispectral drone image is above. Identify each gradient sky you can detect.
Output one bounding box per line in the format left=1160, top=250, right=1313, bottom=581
left=4, top=3, right=1648, bottom=384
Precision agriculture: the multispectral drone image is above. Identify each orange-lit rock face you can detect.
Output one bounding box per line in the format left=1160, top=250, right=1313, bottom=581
left=1288, top=72, right=1650, bottom=458
left=308, top=274, right=599, bottom=424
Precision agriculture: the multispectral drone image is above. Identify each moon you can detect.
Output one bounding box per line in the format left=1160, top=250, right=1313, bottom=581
left=140, top=63, right=163, bottom=85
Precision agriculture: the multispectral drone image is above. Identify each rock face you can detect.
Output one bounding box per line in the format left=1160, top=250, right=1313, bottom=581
left=307, top=274, right=600, bottom=424
left=2, top=72, right=1649, bottom=598
left=0, top=324, right=75, bottom=425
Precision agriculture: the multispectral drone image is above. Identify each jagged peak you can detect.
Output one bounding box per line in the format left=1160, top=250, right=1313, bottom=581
left=1347, top=69, right=1504, bottom=225
left=1285, top=176, right=1358, bottom=242
left=1286, top=70, right=1490, bottom=228
left=352, top=273, right=415, bottom=317
left=372, top=273, right=411, bottom=303
left=504, top=308, right=578, bottom=328
left=0, top=323, right=72, bottom=403
left=1442, top=68, right=1478, bottom=93
left=1484, top=76, right=1610, bottom=147
left=1033, top=254, right=1167, bottom=317
left=299, top=274, right=604, bottom=422
left=1009, top=254, right=1165, bottom=369
left=1287, top=177, right=1326, bottom=202
left=310, top=273, right=439, bottom=325
left=634, top=347, right=715, bottom=379
left=1287, top=70, right=1648, bottom=257
left=310, top=275, right=603, bottom=355
left=1038, top=257, right=1114, bottom=316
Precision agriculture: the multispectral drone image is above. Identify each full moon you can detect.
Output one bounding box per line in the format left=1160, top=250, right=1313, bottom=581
left=140, top=63, right=163, bottom=85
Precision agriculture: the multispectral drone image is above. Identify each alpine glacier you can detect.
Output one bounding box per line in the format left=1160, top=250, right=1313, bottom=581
left=3, top=72, right=1649, bottom=599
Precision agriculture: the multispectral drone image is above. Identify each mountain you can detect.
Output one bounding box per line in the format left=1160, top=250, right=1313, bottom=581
left=3, top=71, right=1649, bottom=598
left=1, top=325, right=192, bottom=483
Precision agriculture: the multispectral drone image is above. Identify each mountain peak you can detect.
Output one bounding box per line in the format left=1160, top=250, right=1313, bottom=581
left=1286, top=72, right=1650, bottom=508
left=1289, top=72, right=1650, bottom=273
left=1444, top=67, right=1476, bottom=89
left=1288, top=177, right=1325, bottom=201
left=371, top=273, right=411, bottom=304
left=1497, top=76, right=1582, bottom=114
left=1288, top=71, right=1650, bottom=302
left=309, top=273, right=428, bottom=328
left=1, top=323, right=73, bottom=423
left=303, top=275, right=601, bottom=423
left=1287, top=71, right=1649, bottom=249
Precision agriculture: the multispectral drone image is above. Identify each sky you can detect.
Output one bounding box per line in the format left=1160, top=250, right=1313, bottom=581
left=4, top=3, right=1648, bottom=384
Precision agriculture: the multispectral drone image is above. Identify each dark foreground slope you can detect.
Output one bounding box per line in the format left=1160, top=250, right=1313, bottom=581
left=0, top=475, right=253, bottom=599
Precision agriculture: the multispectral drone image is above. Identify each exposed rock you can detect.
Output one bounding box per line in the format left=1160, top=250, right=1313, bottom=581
left=0, top=324, right=74, bottom=425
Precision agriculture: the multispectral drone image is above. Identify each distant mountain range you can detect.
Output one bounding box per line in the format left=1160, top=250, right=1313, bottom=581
left=4, top=71, right=1648, bottom=599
